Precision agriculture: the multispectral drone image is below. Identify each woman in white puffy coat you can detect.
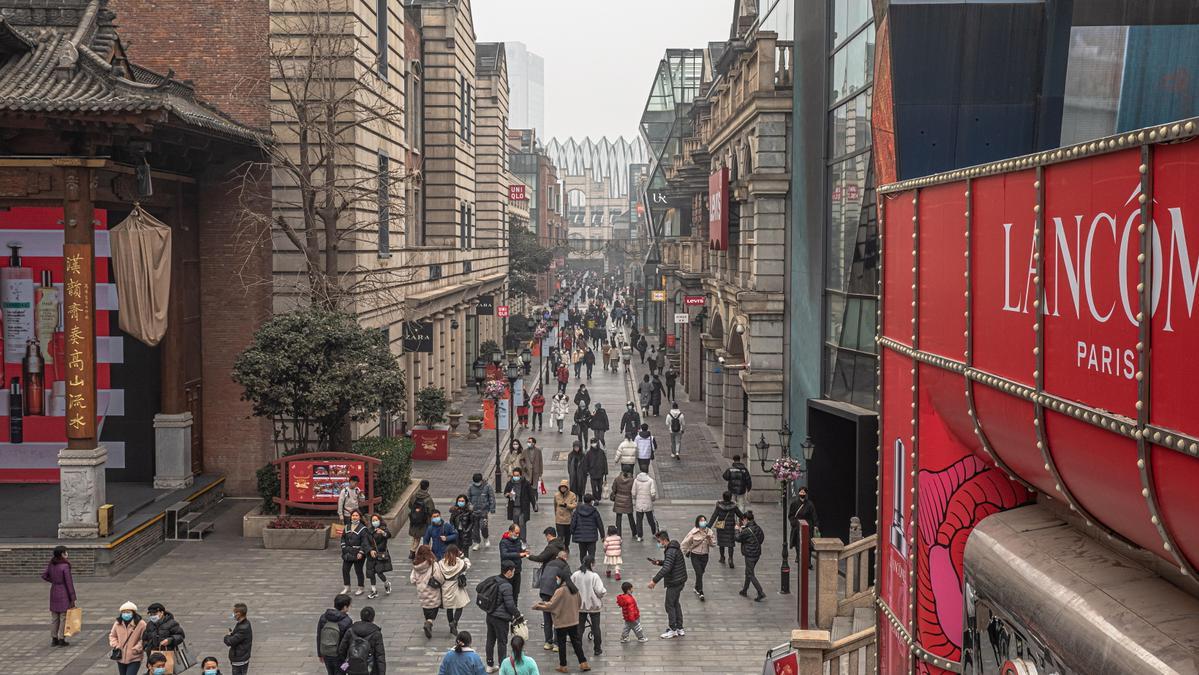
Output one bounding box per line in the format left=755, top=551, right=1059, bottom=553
left=551, top=393, right=572, bottom=433
left=614, top=437, right=637, bottom=475
left=630, top=472, right=658, bottom=542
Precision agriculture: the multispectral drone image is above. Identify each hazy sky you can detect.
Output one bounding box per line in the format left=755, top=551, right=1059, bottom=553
left=473, top=0, right=732, bottom=142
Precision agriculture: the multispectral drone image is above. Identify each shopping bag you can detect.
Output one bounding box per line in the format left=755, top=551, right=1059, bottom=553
left=538, top=479, right=547, bottom=495
left=64, top=607, right=82, bottom=637
left=175, top=642, right=195, bottom=671
left=150, top=650, right=177, bottom=674
left=511, top=616, right=530, bottom=641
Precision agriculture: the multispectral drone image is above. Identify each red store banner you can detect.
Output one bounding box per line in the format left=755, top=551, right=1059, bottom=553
left=708, top=168, right=729, bottom=251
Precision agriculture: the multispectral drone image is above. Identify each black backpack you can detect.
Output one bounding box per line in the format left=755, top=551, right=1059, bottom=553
left=347, top=630, right=371, bottom=671
left=409, top=499, right=428, bottom=528
left=475, top=576, right=501, bottom=614
left=669, top=412, right=682, bottom=433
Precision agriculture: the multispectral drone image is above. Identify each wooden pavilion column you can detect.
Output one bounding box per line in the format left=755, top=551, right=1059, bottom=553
left=57, top=165, right=106, bottom=539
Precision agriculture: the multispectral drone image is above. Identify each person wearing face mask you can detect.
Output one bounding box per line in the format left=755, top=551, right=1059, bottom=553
left=467, top=474, right=496, bottom=550
left=589, top=403, right=609, bottom=450
left=498, top=523, right=529, bottom=607
left=552, top=481, right=577, bottom=545
left=572, top=403, right=592, bottom=448
left=630, top=470, right=658, bottom=542
left=365, top=514, right=393, bottom=598
left=787, top=486, right=820, bottom=566
left=550, top=392, right=571, bottom=432
left=42, top=545, right=75, bottom=647
left=109, top=601, right=146, bottom=675
left=504, top=469, right=535, bottom=543
left=619, top=402, right=641, bottom=440
left=340, top=510, right=369, bottom=596
left=450, top=495, right=477, bottom=557
left=525, top=437, right=544, bottom=501
left=222, top=603, right=252, bottom=675
left=531, top=572, right=590, bottom=672
left=565, top=441, right=587, bottom=500
left=200, top=656, right=222, bottom=675
left=411, top=544, right=442, bottom=639
left=421, top=510, right=460, bottom=561
left=584, top=439, right=607, bottom=502
left=146, top=652, right=169, bottom=675
left=646, top=531, right=687, bottom=639
left=141, top=603, right=186, bottom=666
left=502, top=440, right=530, bottom=484
left=679, top=516, right=717, bottom=601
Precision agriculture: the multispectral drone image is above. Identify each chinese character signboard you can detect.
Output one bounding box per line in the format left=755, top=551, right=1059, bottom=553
left=509, top=185, right=527, bottom=201
left=62, top=243, right=95, bottom=441
left=288, top=460, right=365, bottom=503
left=709, top=168, right=729, bottom=251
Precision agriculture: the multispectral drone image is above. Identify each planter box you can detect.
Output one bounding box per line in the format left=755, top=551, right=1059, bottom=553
left=263, top=525, right=330, bottom=550
left=411, top=428, right=449, bottom=461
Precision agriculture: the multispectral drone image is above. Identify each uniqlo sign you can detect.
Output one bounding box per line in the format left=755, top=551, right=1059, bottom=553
left=497, top=305, right=510, bottom=318
left=508, top=185, right=527, bottom=201
left=709, top=168, right=729, bottom=251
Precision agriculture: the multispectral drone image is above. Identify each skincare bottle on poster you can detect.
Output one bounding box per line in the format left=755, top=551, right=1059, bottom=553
left=9, top=377, right=22, bottom=443
left=22, top=339, right=43, bottom=416
left=34, top=270, right=58, bottom=364
left=1, top=244, right=34, bottom=364
left=50, top=380, right=66, bottom=417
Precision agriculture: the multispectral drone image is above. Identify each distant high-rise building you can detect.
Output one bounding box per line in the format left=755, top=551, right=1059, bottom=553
left=505, top=42, right=545, bottom=138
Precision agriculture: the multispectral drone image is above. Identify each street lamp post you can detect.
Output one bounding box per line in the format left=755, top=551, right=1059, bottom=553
left=755, top=422, right=796, bottom=595
left=520, top=347, right=532, bottom=377
left=491, top=351, right=504, bottom=491
left=473, top=359, right=487, bottom=395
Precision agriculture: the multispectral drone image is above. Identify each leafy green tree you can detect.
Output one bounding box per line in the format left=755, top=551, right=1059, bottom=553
left=233, top=307, right=405, bottom=454
left=509, top=223, right=554, bottom=301
left=414, top=386, right=449, bottom=427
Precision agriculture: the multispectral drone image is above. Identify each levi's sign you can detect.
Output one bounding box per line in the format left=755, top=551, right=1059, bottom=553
left=683, top=295, right=706, bottom=306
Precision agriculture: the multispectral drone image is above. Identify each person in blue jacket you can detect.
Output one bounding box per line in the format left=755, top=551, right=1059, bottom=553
left=437, top=631, right=488, bottom=675
left=421, top=510, right=459, bottom=560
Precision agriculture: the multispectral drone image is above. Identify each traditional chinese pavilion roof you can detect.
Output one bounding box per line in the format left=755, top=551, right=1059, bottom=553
left=0, top=0, right=267, bottom=143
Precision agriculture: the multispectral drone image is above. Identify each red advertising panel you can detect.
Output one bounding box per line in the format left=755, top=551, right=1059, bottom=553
left=288, top=460, right=365, bottom=503
left=708, top=168, right=729, bottom=251
left=1042, top=150, right=1140, bottom=419
left=508, top=184, right=527, bottom=201
left=683, top=295, right=706, bottom=306
left=971, top=170, right=1037, bottom=386
left=917, top=183, right=967, bottom=360
left=878, top=348, right=913, bottom=675
left=882, top=193, right=915, bottom=345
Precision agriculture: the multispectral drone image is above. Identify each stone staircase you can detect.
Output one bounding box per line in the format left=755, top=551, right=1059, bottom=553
left=791, top=534, right=878, bottom=674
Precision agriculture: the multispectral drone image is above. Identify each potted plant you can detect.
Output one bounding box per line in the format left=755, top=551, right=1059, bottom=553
left=447, top=407, right=463, bottom=432
left=262, top=516, right=330, bottom=550
left=411, top=386, right=450, bottom=461
left=466, top=414, right=483, bottom=438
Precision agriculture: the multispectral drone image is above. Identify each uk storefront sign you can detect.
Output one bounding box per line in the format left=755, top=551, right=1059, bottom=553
left=877, top=129, right=1199, bottom=673
left=709, top=168, right=729, bottom=251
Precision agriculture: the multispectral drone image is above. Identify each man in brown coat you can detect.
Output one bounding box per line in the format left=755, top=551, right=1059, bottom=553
left=608, top=469, right=635, bottom=538
left=553, top=480, right=578, bottom=545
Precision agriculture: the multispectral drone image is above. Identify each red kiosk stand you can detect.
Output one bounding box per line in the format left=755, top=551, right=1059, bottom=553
left=410, top=428, right=449, bottom=461
left=272, top=452, right=382, bottom=516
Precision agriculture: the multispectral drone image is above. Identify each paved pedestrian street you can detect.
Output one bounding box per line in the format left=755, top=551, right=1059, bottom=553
left=0, top=328, right=803, bottom=675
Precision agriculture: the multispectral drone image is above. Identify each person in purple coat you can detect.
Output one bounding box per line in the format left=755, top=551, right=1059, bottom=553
left=42, top=545, right=76, bottom=647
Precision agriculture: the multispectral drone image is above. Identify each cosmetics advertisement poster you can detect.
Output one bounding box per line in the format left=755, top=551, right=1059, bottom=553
left=0, top=207, right=122, bottom=483
left=879, top=314, right=913, bottom=673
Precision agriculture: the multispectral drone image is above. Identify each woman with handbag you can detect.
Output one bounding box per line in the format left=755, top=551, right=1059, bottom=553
left=108, top=601, right=146, bottom=675
left=410, top=544, right=442, bottom=639
left=436, top=545, right=472, bottom=637
left=339, top=510, right=368, bottom=596
left=42, top=545, right=76, bottom=647
left=365, top=513, right=393, bottom=599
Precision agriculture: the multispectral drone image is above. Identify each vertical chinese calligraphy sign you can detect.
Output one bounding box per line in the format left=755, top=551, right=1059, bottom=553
left=63, top=243, right=95, bottom=442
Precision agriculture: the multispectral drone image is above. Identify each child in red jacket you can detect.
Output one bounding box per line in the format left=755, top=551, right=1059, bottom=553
left=616, top=582, right=648, bottom=643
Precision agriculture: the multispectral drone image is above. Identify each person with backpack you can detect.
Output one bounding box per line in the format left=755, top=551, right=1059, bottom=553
left=480, top=560, right=522, bottom=673
left=337, top=606, right=385, bottom=675
left=532, top=572, right=591, bottom=673
left=422, top=509, right=460, bottom=561
left=619, top=402, right=640, bottom=440
left=316, top=594, right=352, bottom=675
left=498, top=635, right=539, bottom=675
left=337, top=476, right=365, bottom=527
left=340, top=510, right=368, bottom=596
left=723, top=456, right=753, bottom=512
left=411, top=544, right=442, bottom=639
left=435, top=545, right=472, bottom=637
left=409, top=480, right=437, bottom=560
left=735, top=511, right=767, bottom=602
left=467, top=474, right=496, bottom=551
left=634, top=424, right=656, bottom=475
left=665, top=402, right=685, bottom=460
left=365, top=513, right=393, bottom=598
left=438, top=631, right=489, bottom=675
left=647, top=531, right=687, bottom=639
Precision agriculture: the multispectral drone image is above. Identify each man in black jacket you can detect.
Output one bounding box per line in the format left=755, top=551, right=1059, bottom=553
left=569, top=493, right=606, bottom=564
left=223, top=603, right=252, bottom=675
left=566, top=441, right=587, bottom=498
left=337, top=606, right=385, bottom=675
left=723, top=456, right=753, bottom=511
left=620, top=402, right=641, bottom=439
left=584, top=439, right=608, bottom=502
left=485, top=561, right=522, bottom=670
left=503, top=468, right=536, bottom=543
left=573, top=403, right=592, bottom=447
left=316, top=594, right=352, bottom=675
left=527, top=532, right=571, bottom=650
left=589, top=403, right=610, bottom=448
left=647, top=530, right=688, bottom=639
left=142, top=602, right=185, bottom=657
left=736, top=511, right=767, bottom=601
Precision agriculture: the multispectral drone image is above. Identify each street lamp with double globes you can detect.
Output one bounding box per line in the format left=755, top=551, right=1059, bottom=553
left=473, top=359, right=487, bottom=395
left=754, top=421, right=797, bottom=594
left=520, top=347, right=532, bottom=376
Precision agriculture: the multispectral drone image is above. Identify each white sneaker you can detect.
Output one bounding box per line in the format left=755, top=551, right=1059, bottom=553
left=638, top=636, right=649, bottom=643
left=485, top=539, right=491, bottom=548
left=620, top=637, right=629, bottom=643
left=384, top=581, right=392, bottom=595
left=677, top=628, right=685, bottom=636
left=471, top=543, right=480, bottom=551
left=659, top=630, right=677, bottom=639
left=486, top=667, right=499, bottom=673
left=340, top=586, right=350, bottom=595
left=354, top=588, right=364, bottom=596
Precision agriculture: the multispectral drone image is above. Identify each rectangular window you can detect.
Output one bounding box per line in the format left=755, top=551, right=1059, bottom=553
left=377, top=152, right=390, bottom=256
left=459, top=202, right=468, bottom=250
left=376, top=0, right=388, bottom=79
left=468, top=204, right=475, bottom=249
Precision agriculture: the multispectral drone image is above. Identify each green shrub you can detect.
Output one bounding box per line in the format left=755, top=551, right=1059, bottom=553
left=254, top=436, right=413, bottom=515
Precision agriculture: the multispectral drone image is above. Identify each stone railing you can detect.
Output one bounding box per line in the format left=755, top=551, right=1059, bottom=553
left=700, top=33, right=794, bottom=143
left=788, top=534, right=878, bottom=673
left=791, top=626, right=877, bottom=674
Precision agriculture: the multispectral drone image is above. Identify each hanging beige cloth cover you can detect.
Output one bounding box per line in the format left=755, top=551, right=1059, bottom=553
left=109, top=207, right=172, bottom=346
